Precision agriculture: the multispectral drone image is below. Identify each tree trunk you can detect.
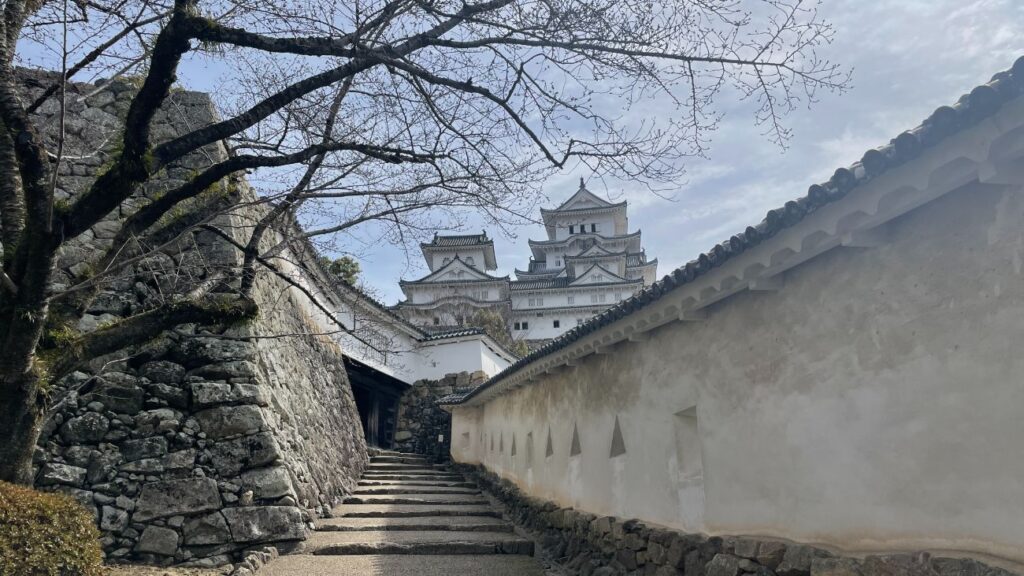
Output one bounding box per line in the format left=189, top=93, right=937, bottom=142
left=0, top=372, right=44, bottom=484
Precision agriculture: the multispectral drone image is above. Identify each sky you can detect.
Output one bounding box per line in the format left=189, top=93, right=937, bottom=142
left=21, top=0, right=1023, bottom=305
left=346, top=0, right=1024, bottom=304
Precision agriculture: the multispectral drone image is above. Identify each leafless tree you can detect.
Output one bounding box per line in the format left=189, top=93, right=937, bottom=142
left=0, top=0, right=847, bottom=483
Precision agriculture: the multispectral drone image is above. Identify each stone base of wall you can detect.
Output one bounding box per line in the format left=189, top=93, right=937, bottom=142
left=393, top=371, right=486, bottom=462
left=458, top=465, right=1020, bottom=576
left=36, top=319, right=365, bottom=568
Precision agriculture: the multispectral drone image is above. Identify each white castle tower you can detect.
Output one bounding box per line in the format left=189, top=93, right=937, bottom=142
left=509, top=179, right=658, bottom=341
left=392, top=232, right=510, bottom=328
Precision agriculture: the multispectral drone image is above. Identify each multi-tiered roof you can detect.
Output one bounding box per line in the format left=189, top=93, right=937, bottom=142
left=393, top=232, right=510, bottom=326
left=512, top=180, right=657, bottom=291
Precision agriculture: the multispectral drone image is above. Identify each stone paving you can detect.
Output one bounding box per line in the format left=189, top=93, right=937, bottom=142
left=262, top=452, right=547, bottom=575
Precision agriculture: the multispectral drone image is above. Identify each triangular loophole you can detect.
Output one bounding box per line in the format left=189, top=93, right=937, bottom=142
left=610, top=415, right=626, bottom=458
left=545, top=428, right=554, bottom=457
left=570, top=422, right=582, bottom=457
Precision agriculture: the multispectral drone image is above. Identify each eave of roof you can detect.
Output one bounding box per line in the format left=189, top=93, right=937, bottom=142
left=514, top=268, right=560, bottom=278
left=401, top=255, right=507, bottom=284
left=421, top=232, right=491, bottom=248
left=419, top=327, right=522, bottom=361
left=511, top=277, right=643, bottom=291
left=393, top=296, right=511, bottom=308
left=445, top=56, right=1024, bottom=407
left=540, top=201, right=627, bottom=217
left=528, top=230, right=641, bottom=248
left=400, top=277, right=509, bottom=287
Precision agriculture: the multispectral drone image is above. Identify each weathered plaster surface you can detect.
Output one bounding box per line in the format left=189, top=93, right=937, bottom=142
left=452, top=179, right=1024, bottom=563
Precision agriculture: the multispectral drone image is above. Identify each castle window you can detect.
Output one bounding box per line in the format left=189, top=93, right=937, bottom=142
left=553, top=320, right=560, bottom=328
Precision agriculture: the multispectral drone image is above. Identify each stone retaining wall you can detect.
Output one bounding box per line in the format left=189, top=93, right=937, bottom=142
left=25, top=71, right=367, bottom=567
left=393, top=371, right=486, bottom=462
left=460, top=464, right=1020, bottom=576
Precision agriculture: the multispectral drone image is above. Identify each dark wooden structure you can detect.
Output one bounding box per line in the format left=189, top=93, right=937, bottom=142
left=345, top=357, right=410, bottom=448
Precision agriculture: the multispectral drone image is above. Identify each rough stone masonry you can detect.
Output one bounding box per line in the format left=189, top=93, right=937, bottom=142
left=393, top=371, right=488, bottom=462
left=23, top=70, right=368, bottom=567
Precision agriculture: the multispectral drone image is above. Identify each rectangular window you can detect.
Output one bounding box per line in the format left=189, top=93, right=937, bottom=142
left=673, top=407, right=702, bottom=477
left=553, top=320, right=560, bottom=328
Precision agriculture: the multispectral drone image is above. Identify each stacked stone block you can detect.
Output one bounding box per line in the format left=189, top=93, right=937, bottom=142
left=461, top=465, right=1019, bottom=576
left=393, top=371, right=486, bottom=462
left=22, top=70, right=368, bottom=566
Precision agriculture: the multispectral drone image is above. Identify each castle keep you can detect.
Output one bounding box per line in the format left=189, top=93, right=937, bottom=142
left=393, top=183, right=659, bottom=343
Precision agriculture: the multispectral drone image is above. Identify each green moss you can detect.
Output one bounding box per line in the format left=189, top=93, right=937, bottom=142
left=0, top=481, right=104, bottom=576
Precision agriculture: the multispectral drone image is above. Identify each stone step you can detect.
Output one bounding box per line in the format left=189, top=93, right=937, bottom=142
left=363, top=468, right=459, bottom=475
left=260, top=554, right=548, bottom=576
left=317, top=516, right=513, bottom=532
left=344, top=494, right=488, bottom=506
left=358, top=480, right=478, bottom=489
left=361, top=473, right=465, bottom=482
left=334, top=504, right=501, bottom=518
left=353, top=487, right=481, bottom=496
left=366, top=462, right=448, bottom=471
left=306, top=530, right=535, bottom=556
left=371, top=455, right=432, bottom=465
left=366, top=463, right=450, bottom=473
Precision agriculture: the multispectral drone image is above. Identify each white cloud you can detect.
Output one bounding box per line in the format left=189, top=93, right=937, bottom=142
left=357, top=0, right=1024, bottom=303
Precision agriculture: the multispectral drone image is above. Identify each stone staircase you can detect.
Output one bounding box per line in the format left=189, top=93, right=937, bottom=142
left=262, top=452, right=546, bottom=575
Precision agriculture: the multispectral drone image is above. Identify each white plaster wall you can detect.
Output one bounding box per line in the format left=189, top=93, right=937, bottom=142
left=452, top=182, right=1024, bottom=563
left=552, top=214, right=617, bottom=240
left=417, top=338, right=512, bottom=380
left=430, top=247, right=487, bottom=271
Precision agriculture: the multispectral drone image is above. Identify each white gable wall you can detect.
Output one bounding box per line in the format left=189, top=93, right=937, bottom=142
left=429, top=247, right=488, bottom=271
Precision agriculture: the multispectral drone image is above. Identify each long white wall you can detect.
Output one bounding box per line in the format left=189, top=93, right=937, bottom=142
left=451, top=179, right=1024, bottom=564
